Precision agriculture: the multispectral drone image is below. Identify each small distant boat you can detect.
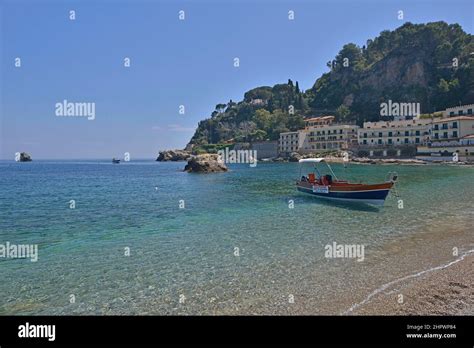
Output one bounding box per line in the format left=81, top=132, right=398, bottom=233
left=112, top=158, right=120, bottom=164
left=296, top=158, right=397, bottom=206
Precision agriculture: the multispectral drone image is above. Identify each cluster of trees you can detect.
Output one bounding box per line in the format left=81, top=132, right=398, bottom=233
left=189, top=21, right=473, bottom=147
left=190, top=79, right=307, bottom=145
left=308, top=22, right=473, bottom=122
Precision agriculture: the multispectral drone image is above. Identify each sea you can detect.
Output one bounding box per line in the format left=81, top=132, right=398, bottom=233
left=0, top=160, right=473, bottom=315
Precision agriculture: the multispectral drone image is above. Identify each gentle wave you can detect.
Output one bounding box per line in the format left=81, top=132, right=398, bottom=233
left=342, top=249, right=474, bottom=315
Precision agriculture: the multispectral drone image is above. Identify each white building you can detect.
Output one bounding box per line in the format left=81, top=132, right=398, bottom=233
left=431, top=116, right=474, bottom=142
left=358, top=118, right=432, bottom=146
left=249, top=99, right=267, bottom=106
left=460, top=134, right=474, bottom=146
left=442, top=104, right=474, bottom=118
left=279, top=130, right=305, bottom=154
left=279, top=116, right=358, bottom=154
left=303, top=116, right=358, bottom=151
left=302, top=124, right=359, bottom=151
left=304, top=116, right=335, bottom=128
left=417, top=115, right=474, bottom=162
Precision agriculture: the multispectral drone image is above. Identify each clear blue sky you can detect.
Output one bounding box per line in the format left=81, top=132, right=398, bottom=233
left=1, top=0, right=472, bottom=159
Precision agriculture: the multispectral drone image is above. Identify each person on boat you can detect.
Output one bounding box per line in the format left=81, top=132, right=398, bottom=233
left=305, top=172, right=333, bottom=186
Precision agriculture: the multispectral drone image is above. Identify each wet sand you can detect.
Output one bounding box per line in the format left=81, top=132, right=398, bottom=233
left=347, top=252, right=474, bottom=315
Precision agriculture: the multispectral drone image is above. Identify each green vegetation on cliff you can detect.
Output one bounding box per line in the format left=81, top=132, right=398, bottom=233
left=189, top=22, right=473, bottom=146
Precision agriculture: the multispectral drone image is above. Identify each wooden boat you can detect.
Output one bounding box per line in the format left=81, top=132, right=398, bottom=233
left=296, top=158, right=397, bottom=206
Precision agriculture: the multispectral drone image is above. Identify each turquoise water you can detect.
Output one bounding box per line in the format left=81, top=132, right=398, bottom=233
left=0, top=160, right=473, bottom=315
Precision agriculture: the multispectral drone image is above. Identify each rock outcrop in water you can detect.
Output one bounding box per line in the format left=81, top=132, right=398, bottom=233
left=156, top=149, right=191, bottom=162
left=19, top=152, right=32, bottom=162
left=289, top=152, right=302, bottom=162
left=184, top=154, right=228, bottom=173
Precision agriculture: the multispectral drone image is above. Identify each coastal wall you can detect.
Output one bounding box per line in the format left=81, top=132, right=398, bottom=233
left=416, top=145, right=474, bottom=162
left=251, top=141, right=278, bottom=159
left=351, top=145, right=417, bottom=158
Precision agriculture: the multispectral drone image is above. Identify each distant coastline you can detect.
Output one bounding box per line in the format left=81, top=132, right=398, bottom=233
left=5, top=156, right=474, bottom=166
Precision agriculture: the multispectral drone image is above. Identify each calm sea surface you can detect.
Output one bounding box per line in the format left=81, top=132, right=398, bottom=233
left=0, top=160, right=473, bottom=314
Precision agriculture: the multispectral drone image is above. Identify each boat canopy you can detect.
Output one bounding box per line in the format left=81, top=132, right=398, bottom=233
left=298, top=158, right=325, bottom=163
left=298, top=157, right=339, bottom=180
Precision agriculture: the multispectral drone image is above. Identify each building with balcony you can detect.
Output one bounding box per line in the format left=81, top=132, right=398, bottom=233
left=279, top=130, right=305, bottom=154
left=301, top=124, right=359, bottom=152
left=278, top=106, right=474, bottom=159
left=442, top=104, right=474, bottom=118
left=279, top=116, right=357, bottom=154
left=357, top=118, right=432, bottom=146
left=304, top=116, right=335, bottom=128
left=430, top=116, right=474, bottom=143
left=417, top=116, right=474, bottom=162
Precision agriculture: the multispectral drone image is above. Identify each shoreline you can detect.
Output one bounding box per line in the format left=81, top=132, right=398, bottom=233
left=346, top=251, right=474, bottom=315
left=4, top=157, right=474, bottom=166
left=295, top=156, right=473, bottom=166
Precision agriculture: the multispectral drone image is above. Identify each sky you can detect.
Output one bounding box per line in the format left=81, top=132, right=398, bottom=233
left=1, top=0, right=473, bottom=159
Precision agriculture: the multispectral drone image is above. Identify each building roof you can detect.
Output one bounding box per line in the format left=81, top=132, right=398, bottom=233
left=433, top=116, right=474, bottom=123
left=445, top=104, right=474, bottom=111
left=304, top=116, right=335, bottom=122
left=363, top=118, right=432, bottom=128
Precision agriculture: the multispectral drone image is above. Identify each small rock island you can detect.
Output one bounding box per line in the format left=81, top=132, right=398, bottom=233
left=184, top=154, right=228, bottom=173
left=19, top=152, right=32, bottom=162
